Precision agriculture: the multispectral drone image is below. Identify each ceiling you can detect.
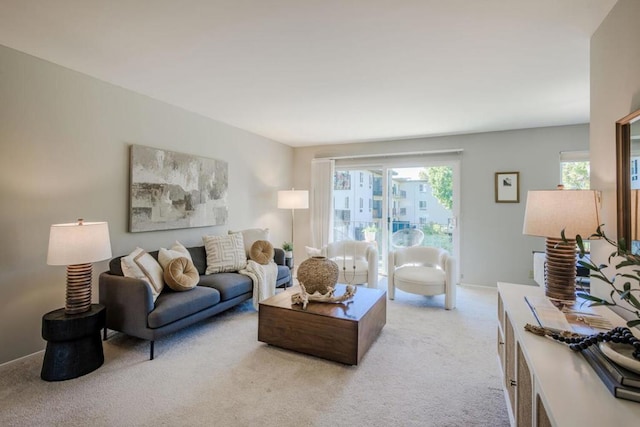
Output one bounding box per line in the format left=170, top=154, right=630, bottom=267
left=0, top=0, right=617, bottom=147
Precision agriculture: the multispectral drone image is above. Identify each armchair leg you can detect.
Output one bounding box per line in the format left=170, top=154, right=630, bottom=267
left=150, top=341, right=155, bottom=360
left=103, top=327, right=108, bottom=341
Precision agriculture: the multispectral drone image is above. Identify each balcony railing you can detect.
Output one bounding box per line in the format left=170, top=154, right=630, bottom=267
left=331, top=220, right=453, bottom=254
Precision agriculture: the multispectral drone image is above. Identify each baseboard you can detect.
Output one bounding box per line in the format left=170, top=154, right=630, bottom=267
left=0, top=349, right=44, bottom=369
left=458, top=282, right=498, bottom=289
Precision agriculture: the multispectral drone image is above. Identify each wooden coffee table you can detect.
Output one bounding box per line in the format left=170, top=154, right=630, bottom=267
left=258, top=285, right=386, bottom=365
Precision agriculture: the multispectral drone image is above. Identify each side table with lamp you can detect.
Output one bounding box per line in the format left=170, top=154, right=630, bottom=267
left=42, top=219, right=112, bottom=381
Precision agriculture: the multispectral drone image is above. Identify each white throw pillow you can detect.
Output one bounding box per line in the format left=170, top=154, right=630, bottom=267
left=158, top=240, right=192, bottom=269
left=204, top=233, right=247, bottom=274
left=305, top=245, right=327, bottom=258
left=121, top=247, right=164, bottom=301
left=228, top=228, right=269, bottom=256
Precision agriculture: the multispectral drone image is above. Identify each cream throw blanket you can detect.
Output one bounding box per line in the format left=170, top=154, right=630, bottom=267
left=239, top=260, right=278, bottom=309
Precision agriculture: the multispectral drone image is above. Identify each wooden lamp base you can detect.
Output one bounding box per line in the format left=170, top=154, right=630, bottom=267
left=544, top=237, right=577, bottom=301
left=65, top=262, right=93, bottom=314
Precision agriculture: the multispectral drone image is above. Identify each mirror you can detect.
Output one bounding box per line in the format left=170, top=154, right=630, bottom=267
left=616, top=109, right=640, bottom=253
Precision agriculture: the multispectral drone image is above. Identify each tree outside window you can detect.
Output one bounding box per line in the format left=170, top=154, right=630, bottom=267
left=561, top=161, right=590, bottom=189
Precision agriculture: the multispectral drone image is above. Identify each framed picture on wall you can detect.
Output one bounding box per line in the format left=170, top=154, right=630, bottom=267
left=495, top=172, right=520, bottom=203
left=129, top=145, right=229, bottom=232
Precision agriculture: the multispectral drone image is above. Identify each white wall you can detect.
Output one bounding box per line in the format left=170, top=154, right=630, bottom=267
left=0, top=45, right=293, bottom=364
left=590, top=0, right=640, bottom=311
left=293, top=125, right=589, bottom=286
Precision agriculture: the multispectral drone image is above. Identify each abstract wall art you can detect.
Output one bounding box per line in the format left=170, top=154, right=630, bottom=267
left=129, top=145, right=228, bottom=232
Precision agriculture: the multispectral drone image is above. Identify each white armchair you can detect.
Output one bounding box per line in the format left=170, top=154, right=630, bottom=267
left=326, top=240, right=379, bottom=288
left=388, top=246, right=456, bottom=309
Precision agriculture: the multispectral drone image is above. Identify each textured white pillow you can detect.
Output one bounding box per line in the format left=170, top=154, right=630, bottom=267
left=158, top=240, right=192, bottom=269
left=121, top=247, right=164, bottom=301
left=305, top=245, right=327, bottom=258
left=228, top=228, right=269, bottom=255
left=203, top=233, right=247, bottom=274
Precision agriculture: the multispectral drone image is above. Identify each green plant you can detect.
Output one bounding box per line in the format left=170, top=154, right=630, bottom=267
left=363, top=224, right=378, bottom=233
left=565, top=225, right=640, bottom=328
left=282, top=242, right=293, bottom=252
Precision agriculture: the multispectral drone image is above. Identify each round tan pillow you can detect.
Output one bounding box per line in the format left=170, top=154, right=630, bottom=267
left=164, top=257, right=199, bottom=291
left=249, top=240, right=274, bottom=265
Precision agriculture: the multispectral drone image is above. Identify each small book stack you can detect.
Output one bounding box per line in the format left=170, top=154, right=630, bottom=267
left=582, top=345, right=640, bottom=403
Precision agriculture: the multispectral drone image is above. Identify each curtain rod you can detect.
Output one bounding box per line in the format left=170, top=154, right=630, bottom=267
left=315, top=148, right=463, bottom=160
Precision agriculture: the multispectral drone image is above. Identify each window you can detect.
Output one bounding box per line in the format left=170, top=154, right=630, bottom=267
left=419, top=183, right=428, bottom=192
left=419, top=201, right=427, bottom=210
left=359, top=172, right=363, bottom=187
left=419, top=217, right=427, bottom=225
left=345, top=197, right=349, bottom=209
left=560, top=151, right=590, bottom=189
left=334, top=172, right=351, bottom=190
left=399, top=207, right=407, bottom=216
left=335, top=210, right=350, bottom=222
left=368, top=198, right=372, bottom=211
left=359, top=197, right=364, bottom=212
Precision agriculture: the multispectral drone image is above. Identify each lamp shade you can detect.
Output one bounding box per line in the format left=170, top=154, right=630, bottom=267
left=47, top=221, right=112, bottom=265
left=277, top=190, right=309, bottom=210
left=522, top=190, right=600, bottom=238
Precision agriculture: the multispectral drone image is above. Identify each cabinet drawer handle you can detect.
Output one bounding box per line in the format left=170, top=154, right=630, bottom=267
left=510, top=380, right=517, bottom=387
left=498, top=341, right=504, bottom=345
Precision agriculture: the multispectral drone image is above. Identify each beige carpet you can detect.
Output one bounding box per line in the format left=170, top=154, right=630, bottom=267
left=0, top=283, right=509, bottom=427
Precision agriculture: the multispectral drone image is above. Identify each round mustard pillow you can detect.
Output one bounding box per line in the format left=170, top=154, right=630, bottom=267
left=164, top=257, right=199, bottom=291
left=249, top=240, right=274, bottom=265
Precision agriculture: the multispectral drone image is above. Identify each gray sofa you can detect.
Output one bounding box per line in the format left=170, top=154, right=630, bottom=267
left=99, top=245, right=291, bottom=359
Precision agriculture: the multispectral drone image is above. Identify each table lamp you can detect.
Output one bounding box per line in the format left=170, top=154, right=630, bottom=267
left=47, top=219, right=112, bottom=314
left=277, top=189, right=309, bottom=267
left=522, top=189, right=600, bottom=301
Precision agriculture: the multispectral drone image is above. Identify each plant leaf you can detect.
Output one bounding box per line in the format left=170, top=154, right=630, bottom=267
left=576, top=235, right=585, bottom=254
left=627, top=319, right=640, bottom=328
left=579, top=294, right=609, bottom=304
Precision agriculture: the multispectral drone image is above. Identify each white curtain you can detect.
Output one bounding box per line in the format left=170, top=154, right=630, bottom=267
left=310, top=158, right=334, bottom=248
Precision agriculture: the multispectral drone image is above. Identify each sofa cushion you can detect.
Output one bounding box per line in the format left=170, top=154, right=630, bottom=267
left=158, top=241, right=192, bottom=269
left=187, top=246, right=208, bottom=275
left=229, top=228, right=270, bottom=256
left=276, top=265, right=290, bottom=287
left=395, top=265, right=445, bottom=286
left=198, top=272, right=252, bottom=301
left=164, top=257, right=200, bottom=291
left=249, top=240, right=274, bottom=265
left=148, top=286, right=220, bottom=329
left=203, top=233, right=247, bottom=274
left=121, top=247, right=164, bottom=302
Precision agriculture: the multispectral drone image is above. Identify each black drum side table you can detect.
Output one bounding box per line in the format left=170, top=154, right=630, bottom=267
left=41, top=304, right=106, bottom=381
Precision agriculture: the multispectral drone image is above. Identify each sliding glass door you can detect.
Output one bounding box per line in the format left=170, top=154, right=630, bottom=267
left=332, top=158, right=460, bottom=276
left=333, top=168, right=384, bottom=243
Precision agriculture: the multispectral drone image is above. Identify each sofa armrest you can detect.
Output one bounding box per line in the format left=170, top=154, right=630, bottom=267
left=99, top=272, right=154, bottom=337
left=273, top=248, right=285, bottom=265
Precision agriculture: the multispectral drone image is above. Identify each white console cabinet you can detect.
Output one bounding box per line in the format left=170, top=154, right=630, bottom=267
left=497, top=282, right=640, bottom=426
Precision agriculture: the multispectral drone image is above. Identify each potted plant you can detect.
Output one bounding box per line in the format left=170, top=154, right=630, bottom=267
left=282, top=242, right=293, bottom=259
left=363, top=224, right=378, bottom=242
left=566, top=226, right=640, bottom=328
